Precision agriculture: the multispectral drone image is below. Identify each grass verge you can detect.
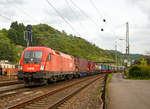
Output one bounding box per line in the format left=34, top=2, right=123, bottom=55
left=105, top=73, right=113, bottom=105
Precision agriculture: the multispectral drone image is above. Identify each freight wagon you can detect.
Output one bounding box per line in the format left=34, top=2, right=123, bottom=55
left=74, top=58, right=88, bottom=77
left=101, top=64, right=124, bottom=73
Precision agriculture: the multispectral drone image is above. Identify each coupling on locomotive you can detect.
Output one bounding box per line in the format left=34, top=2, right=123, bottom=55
left=18, top=46, right=124, bottom=86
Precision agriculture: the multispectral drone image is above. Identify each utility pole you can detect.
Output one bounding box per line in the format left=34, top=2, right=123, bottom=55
left=115, top=41, right=117, bottom=66
left=119, top=39, right=125, bottom=66
left=126, top=22, right=130, bottom=66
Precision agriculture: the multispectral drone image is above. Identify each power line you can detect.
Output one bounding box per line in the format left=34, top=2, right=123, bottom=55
left=15, top=5, right=40, bottom=23
left=70, top=0, right=104, bottom=31
left=89, top=0, right=106, bottom=22
left=65, top=0, right=86, bottom=30
left=6, top=0, right=40, bottom=23
left=65, top=0, right=81, bottom=22
left=45, top=0, right=81, bottom=36
left=0, top=14, right=13, bottom=21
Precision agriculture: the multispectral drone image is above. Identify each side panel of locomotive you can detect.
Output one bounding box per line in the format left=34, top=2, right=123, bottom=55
left=18, top=47, right=76, bottom=86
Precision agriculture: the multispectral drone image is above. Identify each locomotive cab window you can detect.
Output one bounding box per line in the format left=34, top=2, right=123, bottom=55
left=23, top=51, right=43, bottom=63
left=47, top=54, right=51, bottom=61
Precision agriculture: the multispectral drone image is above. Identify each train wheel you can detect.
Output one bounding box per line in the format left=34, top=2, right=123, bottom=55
left=67, top=74, right=73, bottom=80
left=43, top=79, right=48, bottom=85
left=50, top=76, right=57, bottom=82
left=60, top=75, right=65, bottom=80
left=74, top=74, right=79, bottom=78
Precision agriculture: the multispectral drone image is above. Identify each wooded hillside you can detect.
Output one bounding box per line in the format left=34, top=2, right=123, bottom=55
left=0, top=21, right=143, bottom=63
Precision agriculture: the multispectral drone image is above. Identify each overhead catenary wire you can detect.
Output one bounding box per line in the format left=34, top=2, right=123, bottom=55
left=65, top=0, right=84, bottom=27
left=45, top=0, right=81, bottom=36
left=6, top=0, right=40, bottom=23
left=0, top=14, right=13, bottom=21
left=14, top=5, right=40, bottom=23
left=89, top=0, right=106, bottom=22
left=70, top=0, right=104, bottom=31
left=65, top=0, right=76, bottom=17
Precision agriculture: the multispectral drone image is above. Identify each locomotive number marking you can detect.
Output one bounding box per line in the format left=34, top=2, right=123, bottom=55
left=27, top=67, right=35, bottom=70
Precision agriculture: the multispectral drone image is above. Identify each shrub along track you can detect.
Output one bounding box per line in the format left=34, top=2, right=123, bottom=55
left=5, top=74, right=106, bottom=109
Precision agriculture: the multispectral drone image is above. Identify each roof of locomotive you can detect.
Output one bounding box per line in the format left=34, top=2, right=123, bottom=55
left=24, top=46, right=54, bottom=53
left=24, top=46, right=74, bottom=59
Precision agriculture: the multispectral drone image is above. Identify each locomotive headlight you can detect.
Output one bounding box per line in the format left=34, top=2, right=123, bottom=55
left=40, top=65, right=44, bottom=71
left=20, top=66, right=23, bottom=70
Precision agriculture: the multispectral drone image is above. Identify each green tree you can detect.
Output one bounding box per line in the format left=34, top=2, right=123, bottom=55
left=0, top=35, right=18, bottom=62
left=140, top=58, right=147, bottom=66
left=7, top=21, right=26, bottom=46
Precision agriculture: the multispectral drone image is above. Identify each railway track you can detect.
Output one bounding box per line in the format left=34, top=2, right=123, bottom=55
left=0, top=80, right=23, bottom=87
left=0, top=80, right=24, bottom=96
left=0, top=83, right=24, bottom=94
left=0, top=78, right=85, bottom=108
left=7, top=74, right=106, bottom=109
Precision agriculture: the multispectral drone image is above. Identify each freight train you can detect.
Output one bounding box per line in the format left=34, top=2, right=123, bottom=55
left=18, top=46, right=124, bottom=86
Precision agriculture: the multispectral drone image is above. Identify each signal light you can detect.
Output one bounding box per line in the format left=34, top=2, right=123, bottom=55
left=26, top=25, right=32, bottom=31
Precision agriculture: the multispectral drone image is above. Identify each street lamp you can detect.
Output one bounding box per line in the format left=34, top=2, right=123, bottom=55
left=115, top=40, right=117, bottom=66
left=115, top=38, right=126, bottom=66
left=119, top=38, right=126, bottom=66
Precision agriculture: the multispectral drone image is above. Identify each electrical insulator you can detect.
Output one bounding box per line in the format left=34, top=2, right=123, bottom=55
left=103, top=19, right=106, bottom=22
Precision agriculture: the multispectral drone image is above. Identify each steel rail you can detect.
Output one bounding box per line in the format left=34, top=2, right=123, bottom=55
left=8, top=74, right=105, bottom=109
left=49, top=75, right=105, bottom=109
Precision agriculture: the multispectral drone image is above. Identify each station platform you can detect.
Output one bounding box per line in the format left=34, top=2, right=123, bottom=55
left=107, top=73, right=150, bottom=109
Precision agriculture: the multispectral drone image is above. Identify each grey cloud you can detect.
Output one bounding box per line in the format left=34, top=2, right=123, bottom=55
left=0, top=0, right=25, bottom=5
left=44, top=17, right=61, bottom=25
left=44, top=6, right=86, bottom=23
left=2, top=8, right=16, bottom=17
left=0, top=0, right=25, bottom=19
left=0, top=16, right=11, bottom=22
left=59, top=7, right=86, bottom=22
left=127, top=0, right=150, bottom=51
left=99, top=33, right=117, bottom=42
left=0, top=4, right=17, bottom=20
left=127, top=0, right=150, bottom=21
left=142, top=41, right=150, bottom=46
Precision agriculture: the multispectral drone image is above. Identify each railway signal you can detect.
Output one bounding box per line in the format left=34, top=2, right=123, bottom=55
left=24, top=25, right=32, bottom=47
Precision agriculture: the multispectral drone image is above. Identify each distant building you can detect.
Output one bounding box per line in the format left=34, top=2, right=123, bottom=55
left=0, top=60, right=15, bottom=69
left=0, top=60, right=17, bottom=75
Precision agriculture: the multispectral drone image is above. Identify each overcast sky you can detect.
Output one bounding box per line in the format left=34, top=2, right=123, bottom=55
left=0, top=0, right=150, bottom=54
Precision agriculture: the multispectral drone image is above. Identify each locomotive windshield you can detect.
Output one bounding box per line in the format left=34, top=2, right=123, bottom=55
left=23, top=51, right=43, bottom=63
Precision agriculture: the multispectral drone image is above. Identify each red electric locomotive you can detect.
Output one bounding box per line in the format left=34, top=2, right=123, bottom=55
left=18, top=47, right=75, bottom=86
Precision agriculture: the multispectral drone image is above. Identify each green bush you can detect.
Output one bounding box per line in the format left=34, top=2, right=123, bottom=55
left=140, top=65, right=150, bottom=78
left=128, top=64, right=150, bottom=79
